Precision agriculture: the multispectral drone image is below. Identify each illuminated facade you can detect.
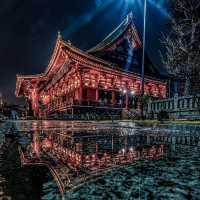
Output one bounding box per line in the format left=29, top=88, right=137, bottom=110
left=15, top=13, right=167, bottom=118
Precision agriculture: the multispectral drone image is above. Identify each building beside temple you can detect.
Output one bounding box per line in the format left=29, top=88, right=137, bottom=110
left=15, top=13, right=167, bottom=119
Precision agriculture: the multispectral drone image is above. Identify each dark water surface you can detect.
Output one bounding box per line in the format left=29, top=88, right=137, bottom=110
left=0, top=120, right=200, bottom=200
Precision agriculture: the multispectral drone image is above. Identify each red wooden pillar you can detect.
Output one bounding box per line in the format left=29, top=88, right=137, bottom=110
left=112, top=90, right=116, bottom=106
left=79, top=72, right=83, bottom=103
left=56, top=95, right=58, bottom=108
left=31, top=85, right=39, bottom=117
left=58, top=97, right=60, bottom=108
left=96, top=88, right=99, bottom=102
left=125, top=92, right=129, bottom=109
left=33, top=130, right=40, bottom=158
left=79, top=85, right=83, bottom=102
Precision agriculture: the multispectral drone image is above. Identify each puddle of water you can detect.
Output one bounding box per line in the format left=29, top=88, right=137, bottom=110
left=0, top=120, right=200, bottom=200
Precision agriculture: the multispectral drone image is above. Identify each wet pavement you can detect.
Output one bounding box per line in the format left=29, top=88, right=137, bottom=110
left=0, top=120, right=200, bottom=200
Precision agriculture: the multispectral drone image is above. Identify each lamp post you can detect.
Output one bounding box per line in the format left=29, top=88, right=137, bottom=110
left=141, top=0, right=147, bottom=118
left=141, top=0, right=147, bottom=97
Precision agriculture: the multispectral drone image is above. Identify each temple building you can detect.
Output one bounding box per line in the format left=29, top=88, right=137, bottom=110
left=15, top=13, right=167, bottom=119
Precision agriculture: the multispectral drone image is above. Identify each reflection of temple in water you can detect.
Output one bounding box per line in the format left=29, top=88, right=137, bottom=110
left=17, top=121, right=200, bottom=197
left=27, top=128, right=165, bottom=171
left=18, top=127, right=167, bottom=196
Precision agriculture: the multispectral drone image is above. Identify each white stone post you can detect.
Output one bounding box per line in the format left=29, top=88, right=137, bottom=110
left=189, top=98, right=193, bottom=109
left=147, top=99, right=152, bottom=114
left=174, top=94, right=179, bottom=111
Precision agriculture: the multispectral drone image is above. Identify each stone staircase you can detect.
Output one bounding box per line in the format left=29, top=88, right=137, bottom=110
left=122, top=109, right=140, bottom=120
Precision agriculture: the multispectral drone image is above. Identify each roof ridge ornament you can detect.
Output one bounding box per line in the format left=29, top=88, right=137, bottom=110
left=128, top=11, right=133, bottom=21
left=67, top=40, right=72, bottom=45
left=57, top=31, right=62, bottom=40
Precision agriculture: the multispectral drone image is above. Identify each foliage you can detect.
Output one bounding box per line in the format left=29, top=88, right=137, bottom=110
left=141, top=94, right=152, bottom=108
left=161, top=0, right=200, bottom=95
left=157, top=110, right=169, bottom=121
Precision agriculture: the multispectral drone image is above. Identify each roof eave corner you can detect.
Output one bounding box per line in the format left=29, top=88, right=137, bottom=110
left=44, top=31, right=63, bottom=75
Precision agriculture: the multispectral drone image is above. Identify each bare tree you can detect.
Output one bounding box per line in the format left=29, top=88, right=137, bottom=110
left=161, top=0, right=200, bottom=95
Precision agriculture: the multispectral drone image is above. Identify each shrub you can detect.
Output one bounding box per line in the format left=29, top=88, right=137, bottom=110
left=157, top=110, right=169, bottom=121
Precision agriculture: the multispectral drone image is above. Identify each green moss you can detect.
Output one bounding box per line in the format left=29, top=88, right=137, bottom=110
left=170, top=120, right=200, bottom=125
left=135, top=119, right=200, bottom=126
left=134, top=120, right=161, bottom=126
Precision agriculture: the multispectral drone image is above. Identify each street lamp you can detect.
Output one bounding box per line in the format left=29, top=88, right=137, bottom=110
left=131, top=90, right=135, bottom=95
left=135, top=0, right=147, bottom=118
left=123, top=89, right=127, bottom=94
left=141, top=0, right=147, bottom=98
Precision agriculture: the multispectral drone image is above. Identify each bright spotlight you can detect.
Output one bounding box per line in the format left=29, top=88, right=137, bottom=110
left=131, top=90, right=135, bottom=95
left=123, top=89, right=127, bottom=94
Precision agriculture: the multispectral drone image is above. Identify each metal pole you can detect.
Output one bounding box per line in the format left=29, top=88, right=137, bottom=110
left=141, top=0, right=147, bottom=96
left=141, top=0, right=147, bottom=118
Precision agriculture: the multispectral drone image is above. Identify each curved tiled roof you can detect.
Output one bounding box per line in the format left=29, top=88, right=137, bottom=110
left=87, top=12, right=140, bottom=53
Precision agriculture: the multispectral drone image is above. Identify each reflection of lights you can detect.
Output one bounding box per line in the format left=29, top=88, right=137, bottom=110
left=42, top=138, right=52, bottom=149
left=129, top=147, right=133, bottom=151
left=122, top=148, right=125, bottom=153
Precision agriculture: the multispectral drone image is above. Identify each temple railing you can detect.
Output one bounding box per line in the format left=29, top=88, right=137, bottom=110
left=147, top=94, right=200, bottom=119
left=45, top=101, right=124, bottom=113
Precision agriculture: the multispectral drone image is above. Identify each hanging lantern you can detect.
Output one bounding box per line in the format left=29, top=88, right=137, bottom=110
left=42, top=138, right=52, bottom=149
left=42, top=95, right=50, bottom=105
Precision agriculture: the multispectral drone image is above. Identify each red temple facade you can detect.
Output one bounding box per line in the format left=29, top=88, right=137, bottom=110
left=15, top=13, right=167, bottom=118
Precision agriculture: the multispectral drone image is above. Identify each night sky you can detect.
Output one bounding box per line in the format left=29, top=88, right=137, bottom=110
left=0, top=0, right=170, bottom=104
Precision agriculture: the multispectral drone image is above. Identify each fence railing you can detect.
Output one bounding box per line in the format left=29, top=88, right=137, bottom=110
left=147, top=94, right=200, bottom=117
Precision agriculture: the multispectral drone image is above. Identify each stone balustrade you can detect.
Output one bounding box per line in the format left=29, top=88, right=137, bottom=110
left=147, top=94, right=200, bottom=119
